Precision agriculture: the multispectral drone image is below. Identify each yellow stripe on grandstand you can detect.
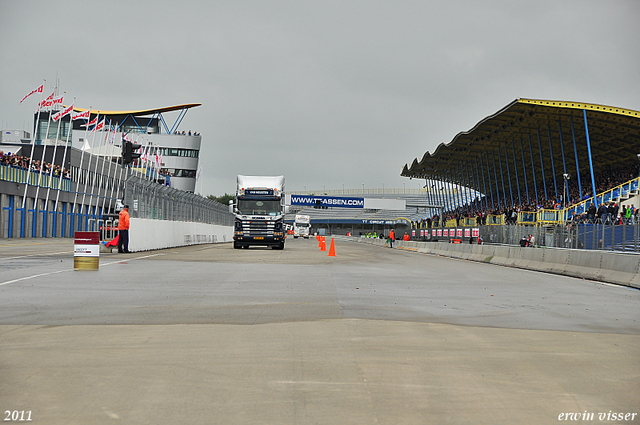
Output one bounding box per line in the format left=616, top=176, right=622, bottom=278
left=72, top=103, right=202, bottom=117
left=519, top=98, right=640, bottom=118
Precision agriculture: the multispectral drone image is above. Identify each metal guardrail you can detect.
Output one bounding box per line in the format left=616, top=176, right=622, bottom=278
left=124, top=174, right=233, bottom=226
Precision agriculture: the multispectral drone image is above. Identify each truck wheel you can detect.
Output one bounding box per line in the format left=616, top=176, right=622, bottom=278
left=234, top=242, right=241, bottom=249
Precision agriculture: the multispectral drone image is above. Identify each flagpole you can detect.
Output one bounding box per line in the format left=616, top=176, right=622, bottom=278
left=71, top=108, right=93, bottom=229
left=44, top=92, right=66, bottom=218
left=113, top=161, right=125, bottom=211
left=80, top=113, right=100, bottom=219
left=33, top=88, right=58, bottom=222
left=86, top=117, right=107, bottom=222
left=98, top=120, right=115, bottom=214
left=21, top=79, right=46, bottom=209
left=54, top=97, right=75, bottom=216
left=101, top=123, right=117, bottom=214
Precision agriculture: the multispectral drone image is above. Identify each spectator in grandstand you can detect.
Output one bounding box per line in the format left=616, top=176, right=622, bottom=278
left=597, top=202, right=607, bottom=223
left=587, top=203, right=596, bottom=222
left=612, top=202, right=620, bottom=224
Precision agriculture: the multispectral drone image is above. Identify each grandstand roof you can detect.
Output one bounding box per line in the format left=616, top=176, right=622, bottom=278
left=72, top=103, right=201, bottom=117
left=401, top=98, right=640, bottom=187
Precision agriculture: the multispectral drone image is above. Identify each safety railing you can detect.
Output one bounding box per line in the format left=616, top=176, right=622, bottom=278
left=124, top=174, right=233, bottom=226
left=566, top=177, right=639, bottom=217
left=486, top=215, right=504, bottom=225
left=0, top=163, right=72, bottom=191
left=478, top=221, right=640, bottom=252
left=463, top=217, right=477, bottom=227
left=517, top=211, right=537, bottom=224
left=445, top=219, right=457, bottom=227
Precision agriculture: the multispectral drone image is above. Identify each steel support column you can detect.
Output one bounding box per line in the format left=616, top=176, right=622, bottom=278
left=511, top=140, right=522, bottom=206
left=570, top=115, right=583, bottom=200
left=536, top=129, right=547, bottom=200
left=519, top=137, right=530, bottom=204
left=547, top=124, right=558, bottom=199
left=583, top=109, right=598, bottom=207
left=558, top=119, right=570, bottom=205
left=492, top=150, right=502, bottom=209
left=503, top=143, right=514, bottom=207
left=528, top=134, right=540, bottom=206
left=476, top=155, right=489, bottom=212
left=483, top=152, right=495, bottom=211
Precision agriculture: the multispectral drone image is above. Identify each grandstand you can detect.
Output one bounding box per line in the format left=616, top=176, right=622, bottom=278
left=401, top=99, right=639, bottom=215
left=292, top=99, right=640, bottom=249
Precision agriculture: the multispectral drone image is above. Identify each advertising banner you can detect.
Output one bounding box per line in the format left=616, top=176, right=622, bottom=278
left=74, top=231, right=100, bottom=270
left=290, top=195, right=364, bottom=209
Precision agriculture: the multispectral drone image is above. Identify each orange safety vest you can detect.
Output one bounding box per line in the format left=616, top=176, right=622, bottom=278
left=118, top=209, right=130, bottom=230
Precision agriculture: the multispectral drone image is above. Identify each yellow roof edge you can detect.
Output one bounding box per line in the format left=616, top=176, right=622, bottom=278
left=72, top=103, right=202, bottom=116
left=518, top=98, right=640, bottom=118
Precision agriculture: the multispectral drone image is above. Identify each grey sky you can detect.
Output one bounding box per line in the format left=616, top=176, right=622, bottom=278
left=1, top=0, right=639, bottom=195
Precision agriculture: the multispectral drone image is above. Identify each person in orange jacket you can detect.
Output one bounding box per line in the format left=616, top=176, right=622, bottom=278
left=388, top=229, right=395, bottom=248
left=403, top=232, right=410, bottom=241
left=118, top=205, right=131, bottom=253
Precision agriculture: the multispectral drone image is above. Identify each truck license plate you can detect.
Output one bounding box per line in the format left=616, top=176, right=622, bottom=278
left=254, top=237, right=264, bottom=240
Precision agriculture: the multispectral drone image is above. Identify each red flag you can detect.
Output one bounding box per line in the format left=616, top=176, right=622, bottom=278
left=91, top=118, right=105, bottom=132
left=37, top=92, right=58, bottom=110
left=20, top=84, right=44, bottom=104
left=37, top=92, right=54, bottom=109
left=52, top=104, right=74, bottom=122
left=72, top=110, right=91, bottom=121
left=82, top=116, right=99, bottom=127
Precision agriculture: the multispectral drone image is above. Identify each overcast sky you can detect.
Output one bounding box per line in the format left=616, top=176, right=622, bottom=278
left=1, top=0, right=639, bottom=196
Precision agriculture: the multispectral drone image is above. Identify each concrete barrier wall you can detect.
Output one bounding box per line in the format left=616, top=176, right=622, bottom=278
left=128, top=218, right=233, bottom=252
left=349, top=236, right=639, bottom=290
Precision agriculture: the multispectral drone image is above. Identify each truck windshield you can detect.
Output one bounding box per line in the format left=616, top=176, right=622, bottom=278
left=237, top=199, right=281, bottom=216
left=296, top=223, right=310, bottom=227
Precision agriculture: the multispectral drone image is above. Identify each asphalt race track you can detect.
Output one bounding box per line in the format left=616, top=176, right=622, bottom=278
left=1, top=237, right=638, bottom=424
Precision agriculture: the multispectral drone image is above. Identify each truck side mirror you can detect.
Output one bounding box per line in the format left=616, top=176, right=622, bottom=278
left=284, top=205, right=290, bottom=214
left=228, top=200, right=234, bottom=213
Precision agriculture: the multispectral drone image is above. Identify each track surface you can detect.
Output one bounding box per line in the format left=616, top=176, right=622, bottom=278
left=1, top=237, right=638, bottom=424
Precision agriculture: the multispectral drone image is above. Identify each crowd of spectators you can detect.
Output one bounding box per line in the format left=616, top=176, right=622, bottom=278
left=172, top=130, right=200, bottom=136
left=418, top=164, right=639, bottom=227
left=0, top=151, right=71, bottom=179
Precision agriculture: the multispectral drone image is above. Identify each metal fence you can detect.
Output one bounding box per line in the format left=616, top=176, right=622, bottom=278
left=480, top=222, right=640, bottom=252
left=123, top=175, right=233, bottom=226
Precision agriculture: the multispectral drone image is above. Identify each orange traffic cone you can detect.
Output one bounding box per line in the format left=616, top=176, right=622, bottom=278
left=328, top=237, right=336, bottom=257
left=320, top=237, right=326, bottom=251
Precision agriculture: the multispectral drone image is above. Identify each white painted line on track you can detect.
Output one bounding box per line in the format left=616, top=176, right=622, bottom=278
left=0, top=268, right=71, bottom=287
left=0, top=253, right=165, bottom=286
left=0, top=251, right=73, bottom=261
left=100, top=253, right=165, bottom=266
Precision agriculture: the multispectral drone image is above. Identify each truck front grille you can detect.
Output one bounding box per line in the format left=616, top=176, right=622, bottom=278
left=241, top=220, right=275, bottom=236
